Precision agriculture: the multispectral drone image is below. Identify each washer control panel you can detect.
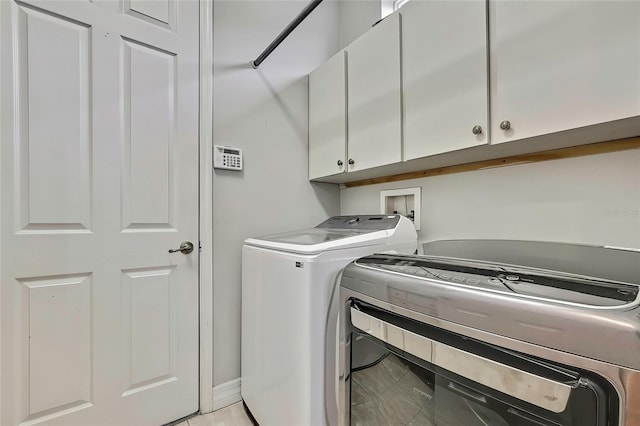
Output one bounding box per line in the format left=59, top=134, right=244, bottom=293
left=316, top=215, right=401, bottom=230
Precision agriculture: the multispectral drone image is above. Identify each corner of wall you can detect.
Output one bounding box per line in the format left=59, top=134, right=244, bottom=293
left=212, top=378, right=242, bottom=412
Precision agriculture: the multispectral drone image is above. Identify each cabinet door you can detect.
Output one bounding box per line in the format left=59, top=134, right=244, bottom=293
left=347, top=13, right=402, bottom=172
left=491, top=1, right=640, bottom=144
left=309, top=51, right=347, bottom=180
left=403, top=0, right=488, bottom=160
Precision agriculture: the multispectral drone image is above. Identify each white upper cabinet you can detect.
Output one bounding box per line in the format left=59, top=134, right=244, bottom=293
left=490, top=1, right=640, bottom=144
left=403, top=0, right=488, bottom=160
left=309, top=51, right=347, bottom=180
left=308, top=0, right=640, bottom=183
left=346, top=13, right=402, bottom=172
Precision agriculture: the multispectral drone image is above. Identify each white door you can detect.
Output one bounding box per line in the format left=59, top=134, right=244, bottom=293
left=0, top=0, right=200, bottom=425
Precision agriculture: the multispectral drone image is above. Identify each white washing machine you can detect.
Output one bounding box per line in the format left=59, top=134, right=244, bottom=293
left=241, top=215, right=417, bottom=426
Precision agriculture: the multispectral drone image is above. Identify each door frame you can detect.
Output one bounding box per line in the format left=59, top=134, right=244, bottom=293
left=198, top=0, right=215, bottom=415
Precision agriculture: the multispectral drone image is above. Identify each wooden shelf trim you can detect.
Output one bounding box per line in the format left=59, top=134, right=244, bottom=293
left=342, top=137, right=640, bottom=188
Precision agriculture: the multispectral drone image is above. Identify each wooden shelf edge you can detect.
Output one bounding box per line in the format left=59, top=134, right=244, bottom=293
left=342, top=137, right=640, bottom=188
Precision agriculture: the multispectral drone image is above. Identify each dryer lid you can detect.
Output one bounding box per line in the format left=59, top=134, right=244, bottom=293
left=422, top=239, right=640, bottom=286
left=354, top=253, right=639, bottom=307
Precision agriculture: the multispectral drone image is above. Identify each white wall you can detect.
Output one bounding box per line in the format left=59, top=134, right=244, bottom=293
left=212, top=0, right=341, bottom=387
left=341, top=150, right=640, bottom=249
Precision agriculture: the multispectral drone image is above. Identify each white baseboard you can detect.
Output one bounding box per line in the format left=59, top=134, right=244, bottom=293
left=211, top=378, right=242, bottom=412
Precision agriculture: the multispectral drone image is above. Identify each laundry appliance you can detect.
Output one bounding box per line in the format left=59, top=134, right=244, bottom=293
left=241, top=215, right=417, bottom=426
left=337, top=240, right=640, bottom=426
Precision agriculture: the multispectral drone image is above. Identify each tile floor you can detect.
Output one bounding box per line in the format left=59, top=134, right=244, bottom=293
left=176, top=402, right=255, bottom=426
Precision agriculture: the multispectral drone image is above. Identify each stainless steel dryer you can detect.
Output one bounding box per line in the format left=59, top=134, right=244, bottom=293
left=334, top=240, right=640, bottom=426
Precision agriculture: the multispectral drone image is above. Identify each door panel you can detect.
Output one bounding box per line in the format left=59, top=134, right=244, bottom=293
left=129, top=0, right=170, bottom=24
left=24, top=274, right=93, bottom=417
left=16, top=5, right=92, bottom=232
left=1, top=0, right=199, bottom=424
left=121, top=267, right=176, bottom=395
left=122, top=39, right=176, bottom=230
left=125, top=0, right=176, bottom=29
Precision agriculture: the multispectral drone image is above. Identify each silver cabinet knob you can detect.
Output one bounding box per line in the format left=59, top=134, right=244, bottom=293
left=348, top=159, right=355, bottom=165
left=168, top=241, right=194, bottom=254
left=500, top=120, right=511, bottom=130
left=337, top=160, right=343, bottom=166
left=472, top=125, right=483, bottom=135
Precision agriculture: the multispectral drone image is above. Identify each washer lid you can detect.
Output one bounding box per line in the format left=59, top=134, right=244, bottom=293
left=244, top=228, right=389, bottom=254
left=244, top=215, right=406, bottom=254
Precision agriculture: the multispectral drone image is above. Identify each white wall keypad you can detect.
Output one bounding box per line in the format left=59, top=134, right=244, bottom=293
left=214, top=145, right=243, bottom=171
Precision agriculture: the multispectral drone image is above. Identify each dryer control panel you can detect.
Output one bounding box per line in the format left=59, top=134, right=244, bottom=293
left=354, top=254, right=639, bottom=308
